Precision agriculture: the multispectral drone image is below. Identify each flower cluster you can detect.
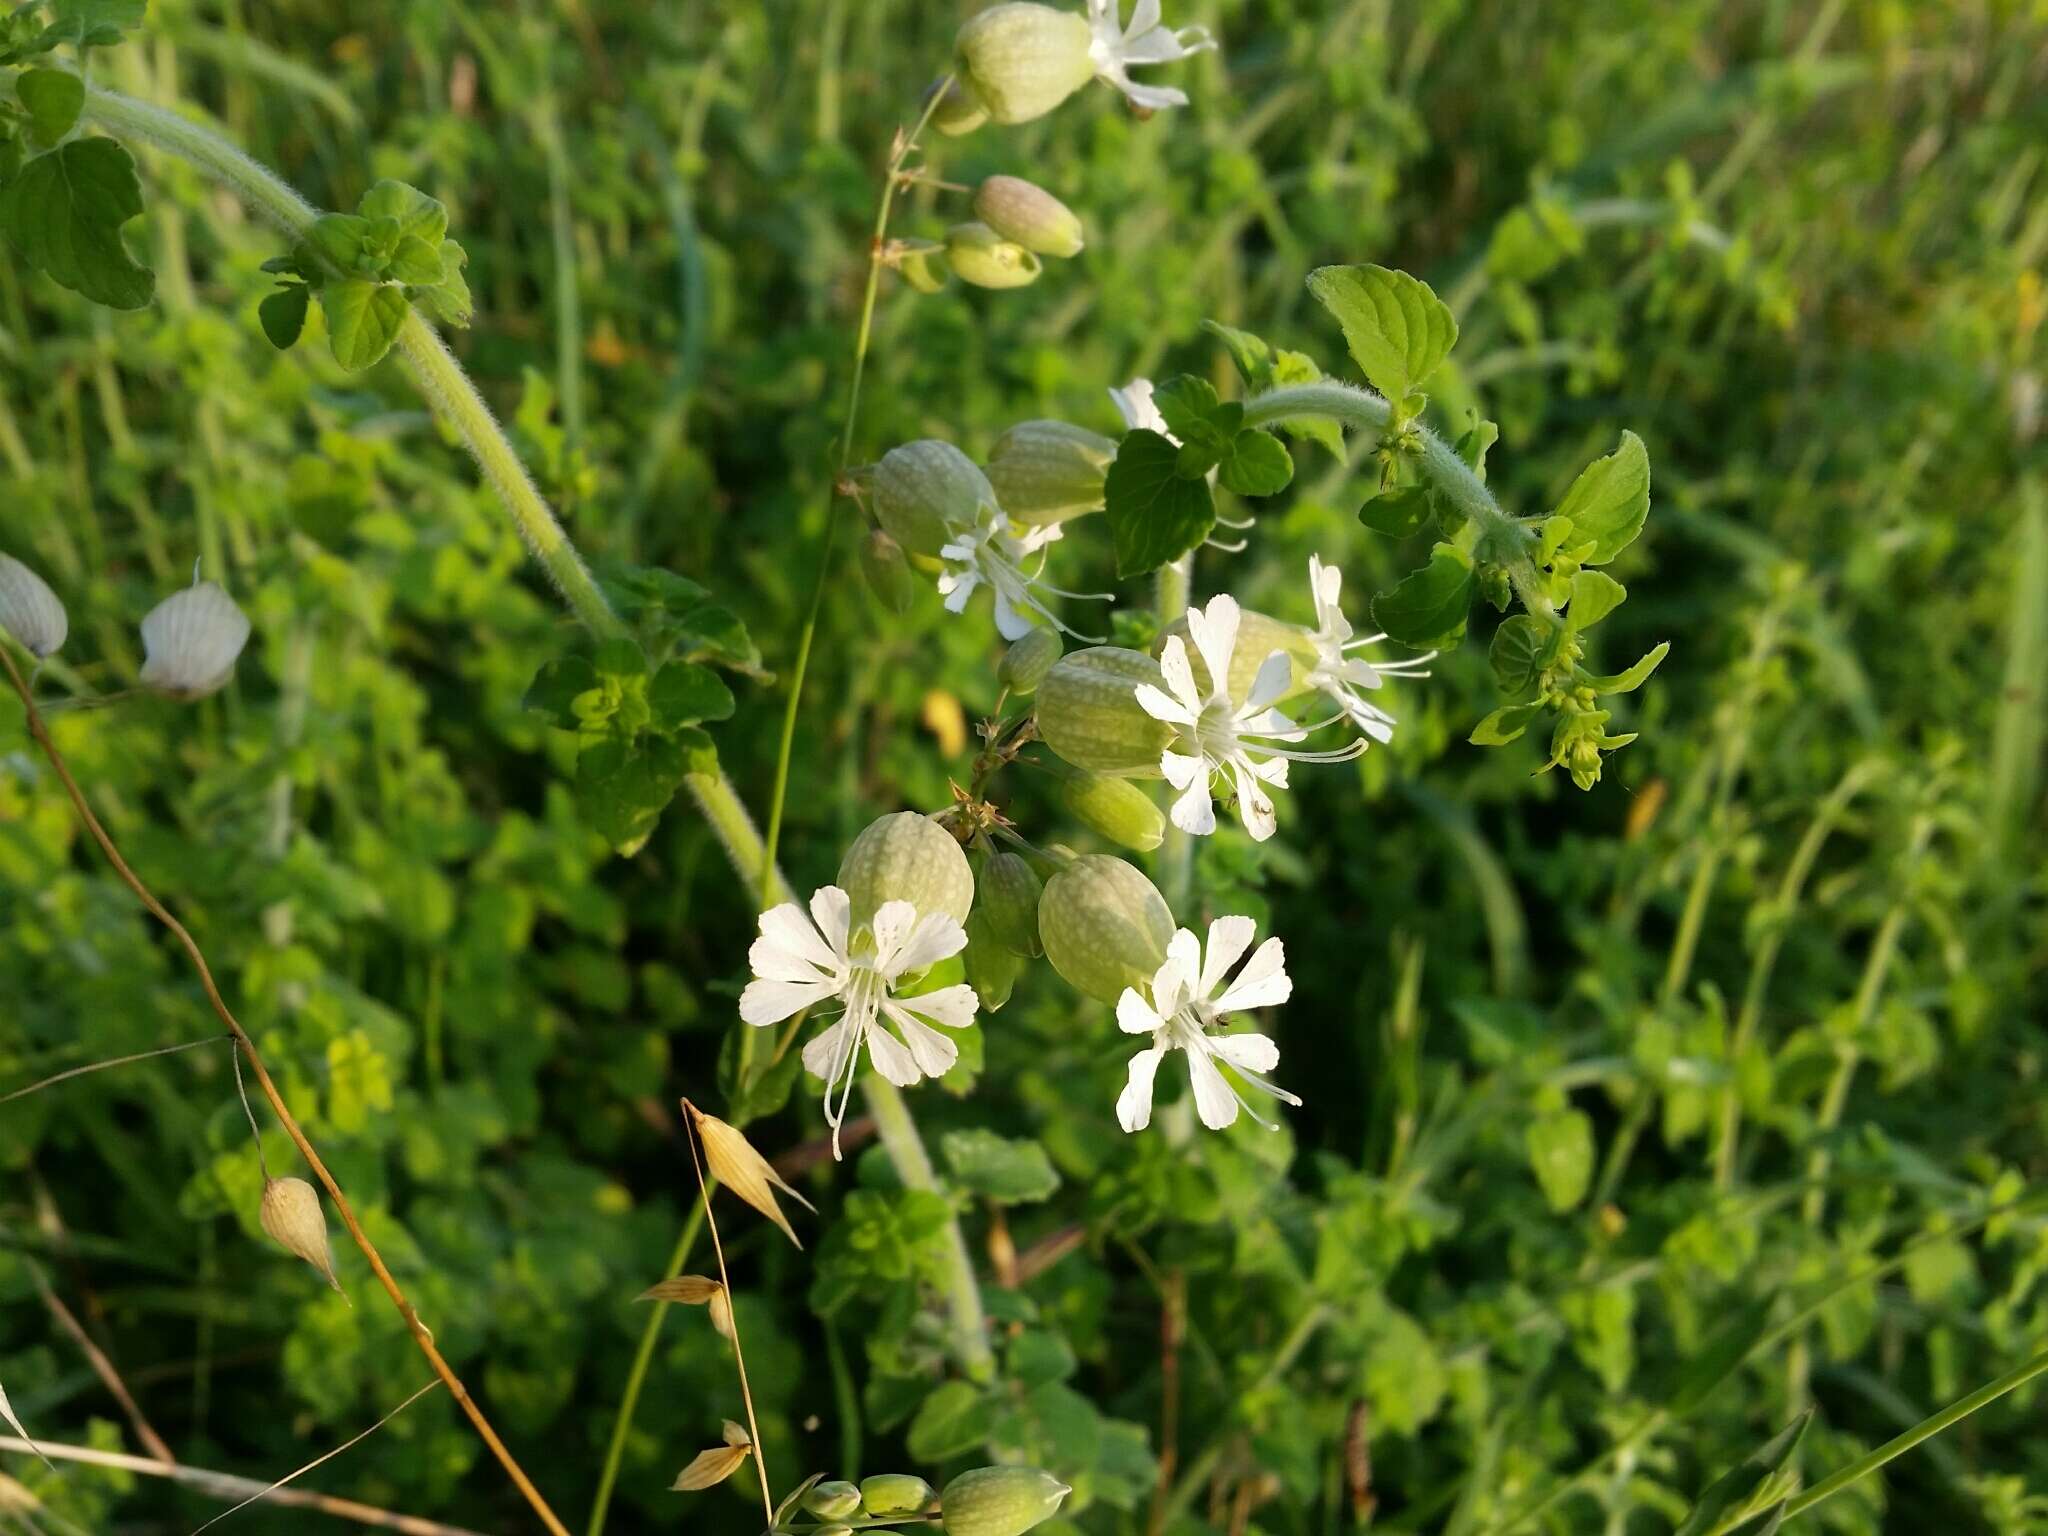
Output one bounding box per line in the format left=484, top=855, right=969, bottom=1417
left=1, top=555, right=253, bottom=700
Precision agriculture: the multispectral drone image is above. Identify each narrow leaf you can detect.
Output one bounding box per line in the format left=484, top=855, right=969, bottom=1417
left=1470, top=703, right=1543, bottom=746
left=1583, top=641, right=1670, bottom=695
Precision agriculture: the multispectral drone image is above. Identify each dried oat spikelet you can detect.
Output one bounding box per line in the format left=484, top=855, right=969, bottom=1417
left=0, top=1378, right=51, bottom=1468
left=636, top=1274, right=723, bottom=1305
left=672, top=1421, right=753, bottom=1491
left=685, top=1099, right=816, bottom=1249
left=260, top=1176, right=342, bottom=1292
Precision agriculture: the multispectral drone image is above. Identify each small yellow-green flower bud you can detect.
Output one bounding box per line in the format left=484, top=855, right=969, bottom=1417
left=860, top=527, right=919, bottom=613
left=998, top=628, right=1063, bottom=694
left=804, top=1481, right=865, bottom=1520
left=964, top=908, right=1024, bottom=1011
left=973, top=175, right=1085, bottom=258
left=979, top=850, right=1044, bottom=955
left=1158, top=608, right=1317, bottom=703
left=1061, top=772, right=1165, bottom=852
left=893, top=237, right=952, bottom=294
left=873, top=440, right=995, bottom=557
left=1039, top=855, right=1173, bottom=1002
left=1036, top=646, right=1174, bottom=777
left=861, top=1474, right=939, bottom=1516
left=956, top=4, right=1096, bottom=125
left=945, top=222, right=1043, bottom=290
left=987, top=420, right=1116, bottom=527
left=839, top=811, right=975, bottom=929
left=925, top=76, right=990, bottom=137
left=940, top=1465, right=1073, bottom=1536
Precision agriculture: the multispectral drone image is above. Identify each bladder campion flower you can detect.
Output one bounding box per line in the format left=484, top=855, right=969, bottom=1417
left=1086, top=0, right=1216, bottom=113
left=1114, top=916, right=1299, bottom=1132
left=740, top=886, right=979, bottom=1157
left=1134, top=593, right=1362, bottom=840
left=1109, top=376, right=1170, bottom=438
left=0, top=554, right=67, bottom=659
left=1303, top=554, right=1435, bottom=744
left=956, top=1, right=1211, bottom=126
left=138, top=579, right=251, bottom=699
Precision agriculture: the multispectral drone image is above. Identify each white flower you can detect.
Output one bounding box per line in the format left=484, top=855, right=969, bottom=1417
left=1134, top=593, right=1361, bottom=841
left=0, top=554, right=67, bottom=659
left=1115, top=916, right=1299, bottom=1132
left=739, top=886, right=980, bottom=1157
left=1304, top=555, right=1434, bottom=744
left=1087, top=0, right=1216, bottom=113
left=1109, top=377, right=1172, bottom=439
left=937, top=500, right=1103, bottom=641
left=139, top=580, right=251, bottom=699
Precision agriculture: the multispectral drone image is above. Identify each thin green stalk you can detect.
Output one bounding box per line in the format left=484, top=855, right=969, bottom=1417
left=586, top=1204, right=705, bottom=1536
left=758, top=77, right=955, bottom=909
left=1155, top=554, right=1195, bottom=910
left=1159, top=1303, right=1329, bottom=1525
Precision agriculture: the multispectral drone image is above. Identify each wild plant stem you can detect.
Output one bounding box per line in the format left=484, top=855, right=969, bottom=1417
left=1155, top=553, right=1195, bottom=911
left=0, top=1035, right=228, bottom=1105
left=758, top=76, right=956, bottom=909
left=1159, top=1302, right=1329, bottom=1525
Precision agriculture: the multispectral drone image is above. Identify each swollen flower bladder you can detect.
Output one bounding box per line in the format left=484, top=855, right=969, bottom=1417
left=1135, top=593, right=1363, bottom=841
left=138, top=579, right=252, bottom=700
left=740, top=886, right=980, bottom=1157
left=1115, top=916, right=1300, bottom=1132
left=1303, top=554, right=1434, bottom=744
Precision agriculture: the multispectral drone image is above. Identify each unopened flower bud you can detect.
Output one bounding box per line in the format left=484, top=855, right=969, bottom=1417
left=1038, top=855, right=1172, bottom=1002
left=997, top=628, right=1063, bottom=694
left=839, top=811, right=975, bottom=929
left=861, top=1474, right=939, bottom=1516
left=974, top=175, right=1085, bottom=258
left=892, top=238, right=951, bottom=294
left=0, top=554, right=66, bottom=659
left=873, top=440, right=995, bottom=558
left=979, top=850, right=1044, bottom=955
left=956, top=4, right=1096, bottom=125
left=1158, top=608, right=1316, bottom=703
left=139, top=580, right=252, bottom=700
left=964, top=908, right=1024, bottom=1011
left=1061, top=772, right=1165, bottom=852
left=861, top=527, right=920, bottom=613
left=987, top=420, right=1115, bottom=527
left=805, top=1481, right=866, bottom=1519
left=944, top=222, right=1043, bottom=290
left=940, top=1465, right=1072, bottom=1536
left=925, top=76, right=989, bottom=137
left=1035, top=646, right=1174, bottom=776
left=260, top=1176, right=341, bottom=1292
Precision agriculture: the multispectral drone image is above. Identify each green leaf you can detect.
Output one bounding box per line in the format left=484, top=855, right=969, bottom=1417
left=1151, top=375, right=1222, bottom=443
left=942, top=1129, right=1061, bottom=1204
left=1470, top=703, right=1543, bottom=746
left=1583, top=640, right=1670, bottom=695
left=323, top=279, right=408, bottom=370
left=46, top=0, right=144, bottom=47
left=524, top=655, right=601, bottom=729
left=1359, top=485, right=1436, bottom=539
left=1566, top=570, right=1627, bottom=631
left=601, top=563, right=765, bottom=678
left=1490, top=615, right=1561, bottom=695
left=907, top=1380, right=995, bottom=1460
left=576, top=730, right=691, bottom=855
left=18, top=68, right=83, bottom=148
left=1674, top=1412, right=1812, bottom=1536
left=258, top=285, right=309, bottom=350
left=1526, top=1108, right=1593, bottom=1211
left=0, top=137, right=154, bottom=308
left=357, top=179, right=448, bottom=246
left=647, top=661, right=734, bottom=729
left=388, top=234, right=445, bottom=286
left=1305, top=263, right=1459, bottom=401
left=1554, top=430, right=1651, bottom=565
left=414, top=238, right=472, bottom=328
left=304, top=212, right=374, bottom=275
left=1371, top=543, right=1474, bottom=648
left=1005, top=1330, right=1077, bottom=1388
left=1217, top=428, right=1293, bottom=497
left=1104, top=428, right=1216, bottom=577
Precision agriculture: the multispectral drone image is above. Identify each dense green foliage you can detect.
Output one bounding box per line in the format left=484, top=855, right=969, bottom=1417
left=2, top=2, right=2045, bottom=1534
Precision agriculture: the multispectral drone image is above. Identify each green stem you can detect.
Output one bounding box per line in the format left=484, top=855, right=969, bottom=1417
left=1159, top=1302, right=1329, bottom=1526
left=1155, top=554, right=1194, bottom=911
left=586, top=1204, right=705, bottom=1536
left=1782, top=1343, right=2048, bottom=1522
left=868, top=1076, right=995, bottom=1380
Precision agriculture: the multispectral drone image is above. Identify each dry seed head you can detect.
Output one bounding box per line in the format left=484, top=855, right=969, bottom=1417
left=637, top=1274, right=722, bottom=1305
left=709, top=1286, right=734, bottom=1339
left=0, top=554, right=67, bottom=660
left=0, top=1379, right=51, bottom=1469
left=671, top=1442, right=751, bottom=1492
left=722, top=1419, right=752, bottom=1447
left=686, top=1100, right=815, bottom=1249
left=260, top=1176, right=341, bottom=1292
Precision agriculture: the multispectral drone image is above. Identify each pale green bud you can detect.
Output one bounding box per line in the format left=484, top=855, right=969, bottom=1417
left=1061, top=772, right=1165, bottom=852
left=1158, top=608, right=1319, bottom=703
left=1039, top=855, right=1172, bottom=1002
left=1035, top=646, right=1174, bottom=777
left=894, top=238, right=951, bottom=294
left=945, top=222, right=1044, bottom=290
left=860, top=527, right=919, bottom=613
left=839, top=811, right=975, bottom=929
left=955, top=4, right=1095, bottom=125
left=805, top=1482, right=865, bottom=1519
left=986, top=420, right=1116, bottom=527
left=940, top=1466, right=1073, bottom=1536
left=997, top=628, right=1063, bottom=694
left=973, top=175, right=1085, bottom=258
left=861, top=1474, right=939, bottom=1516
left=979, top=850, right=1044, bottom=955
left=925, top=76, right=990, bottom=137
left=873, top=440, right=995, bottom=557
left=964, top=908, right=1024, bottom=1011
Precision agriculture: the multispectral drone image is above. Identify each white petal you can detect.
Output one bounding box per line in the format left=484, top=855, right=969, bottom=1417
left=801, top=1018, right=856, bottom=1081
left=1117, top=1046, right=1167, bottom=1132
left=868, top=900, right=919, bottom=970
left=1214, top=936, right=1291, bottom=1013
left=139, top=581, right=251, bottom=699
left=865, top=1022, right=923, bottom=1086
left=1168, top=774, right=1217, bottom=836
left=1185, top=1044, right=1241, bottom=1129
left=882, top=1005, right=961, bottom=1078
left=741, top=977, right=841, bottom=1026
left=1109, top=378, right=1167, bottom=437
left=942, top=579, right=976, bottom=614
left=757, top=901, right=841, bottom=974
left=1232, top=762, right=1277, bottom=841
left=1199, top=915, right=1257, bottom=998
left=1157, top=635, right=1203, bottom=713
left=1127, top=0, right=1161, bottom=36
left=1244, top=650, right=1294, bottom=712
left=993, top=589, right=1035, bottom=641
left=1135, top=681, right=1197, bottom=726
left=809, top=886, right=852, bottom=957
left=1152, top=939, right=1197, bottom=1016
left=1116, top=986, right=1165, bottom=1035
left=1160, top=748, right=1206, bottom=789
left=1115, top=79, right=1192, bottom=110
left=892, top=983, right=979, bottom=1031
left=1208, top=1030, right=1281, bottom=1075
left=1185, top=595, right=1239, bottom=702
left=885, top=912, right=967, bottom=980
